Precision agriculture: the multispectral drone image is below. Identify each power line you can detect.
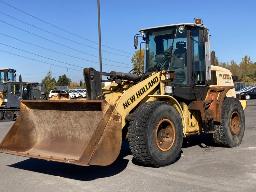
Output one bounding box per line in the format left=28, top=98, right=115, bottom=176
left=0, top=10, right=131, bottom=58
left=0, top=49, right=80, bottom=71
left=0, top=42, right=83, bottom=69
left=0, top=19, right=132, bottom=69
left=0, top=32, right=131, bottom=67
left=0, top=18, right=129, bottom=59
left=0, top=40, right=130, bottom=69
left=0, top=10, right=84, bottom=46
left=0, top=0, right=132, bottom=56
left=0, top=11, right=130, bottom=56
left=0, top=32, right=99, bottom=64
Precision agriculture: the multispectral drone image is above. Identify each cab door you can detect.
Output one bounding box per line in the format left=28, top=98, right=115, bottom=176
left=190, top=28, right=210, bottom=100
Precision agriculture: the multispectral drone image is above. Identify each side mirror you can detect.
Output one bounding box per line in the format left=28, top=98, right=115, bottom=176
left=134, top=34, right=139, bottom=49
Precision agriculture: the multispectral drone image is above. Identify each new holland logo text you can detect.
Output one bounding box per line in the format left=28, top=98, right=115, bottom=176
left=123, top=76, right=159, bottom=109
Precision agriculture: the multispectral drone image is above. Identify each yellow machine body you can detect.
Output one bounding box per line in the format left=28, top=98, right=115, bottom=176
left=0, top=91, right=3, bottom=106
left=0, top=66, right=246, bottom=166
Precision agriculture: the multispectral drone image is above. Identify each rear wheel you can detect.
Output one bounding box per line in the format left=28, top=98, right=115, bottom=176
left=4, top=111, right=14, bottom=121
left=128, top=101, right=183, bottom=167
left=213, top=97, right=245, bottom=147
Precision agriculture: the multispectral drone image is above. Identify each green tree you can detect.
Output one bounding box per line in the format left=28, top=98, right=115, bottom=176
left=131, top=49, right=144, bottom=74
left=220, top=55, right=256, bottom=84
left=42, top=71, right=56, bottom=94
left=79, top=80, right=86, bottom=88
left=211, top=51, right=219, bottom=66
left=69, top=82, right=80, bottom=89
left=18, top=74, right=22, bottom=82
left=56, top=74, right=71, bottom=86
left=240, top=56, right=255, bottom=82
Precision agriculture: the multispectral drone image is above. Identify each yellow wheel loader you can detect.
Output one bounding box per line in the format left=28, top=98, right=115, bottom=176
left=0, top=20, right=246, bottom=167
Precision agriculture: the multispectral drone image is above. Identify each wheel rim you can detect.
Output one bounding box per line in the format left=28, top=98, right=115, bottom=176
left=230, top=111, right=241, bottom=135
left=154, top=119, right=176, bottom=152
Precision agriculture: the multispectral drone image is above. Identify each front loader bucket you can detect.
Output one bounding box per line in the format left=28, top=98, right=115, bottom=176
left=0, top=100, right=122, bottom=166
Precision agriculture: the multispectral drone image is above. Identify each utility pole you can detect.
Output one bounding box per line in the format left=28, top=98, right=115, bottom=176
left=97, top=0, right=103, bottom=76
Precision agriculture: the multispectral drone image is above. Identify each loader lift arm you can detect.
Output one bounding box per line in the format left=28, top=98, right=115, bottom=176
left=84, top=68, right=142, bottom=100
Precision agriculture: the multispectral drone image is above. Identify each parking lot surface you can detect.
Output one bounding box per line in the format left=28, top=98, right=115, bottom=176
left=0, top=100, right=256, bottom=192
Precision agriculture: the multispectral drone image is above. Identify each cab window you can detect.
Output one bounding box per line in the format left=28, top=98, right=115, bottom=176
left=192, top=29, right=206, bottom=85
left=146, top=27, right=188, bottom=85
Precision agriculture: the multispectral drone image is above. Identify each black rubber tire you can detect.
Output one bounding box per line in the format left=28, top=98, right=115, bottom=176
left=4, top=111, right=14, bottom=121
left=213, top=97, right=245, bottom=147
left=127, top=101, right=183, bottom=167
left=0, top=111, right=4, bottom=120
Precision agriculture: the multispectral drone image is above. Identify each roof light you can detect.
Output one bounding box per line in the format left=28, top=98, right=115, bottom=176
left=194, top=18, right=203, bottom=25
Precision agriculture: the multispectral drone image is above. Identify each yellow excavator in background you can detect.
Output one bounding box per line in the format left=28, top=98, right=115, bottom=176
left=0, top=19, right=246, bottom=167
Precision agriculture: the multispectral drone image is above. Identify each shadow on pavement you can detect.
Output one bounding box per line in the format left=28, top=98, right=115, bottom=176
left=9, top=135, right=215, bottom=175
left=182, top=134, right=216, bottom=148
left=9, top=144, right=130, bottom=181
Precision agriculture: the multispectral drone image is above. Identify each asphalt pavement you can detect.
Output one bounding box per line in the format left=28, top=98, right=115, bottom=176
left=0, top=100, right=256, bottom=192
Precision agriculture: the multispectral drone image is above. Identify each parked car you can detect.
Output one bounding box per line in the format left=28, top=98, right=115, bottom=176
left=236, top=86, right=253, bottom=95
left=68, top=90, right=80, bottom=98
left=77, top=89, right=87, bottom=98
left=239, top=87, right=256, bottom=100
left=48, top=90, right=68, bottom=98
left=68, top=90, right=76, bottom=99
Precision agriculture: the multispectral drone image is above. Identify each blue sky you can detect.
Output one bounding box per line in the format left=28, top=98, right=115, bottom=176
left=0, top=0, right=255, bottom=82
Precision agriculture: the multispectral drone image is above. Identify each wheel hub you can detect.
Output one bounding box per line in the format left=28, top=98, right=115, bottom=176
left=230, top=111, right=241, bottom=135
left=155, top=119, right=176, bottom=151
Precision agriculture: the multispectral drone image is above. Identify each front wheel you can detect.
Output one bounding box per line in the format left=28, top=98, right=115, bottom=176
left=213, top=97, right=245, bottom=147
left=128, top=101, right=183, bottom=167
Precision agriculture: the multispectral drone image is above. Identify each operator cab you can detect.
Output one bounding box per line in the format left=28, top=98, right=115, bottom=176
left=0, top=68, right=16, bottom=83
left=1, top=82, right=43, bottom=108
left=136, top=19, right=211, bottom=100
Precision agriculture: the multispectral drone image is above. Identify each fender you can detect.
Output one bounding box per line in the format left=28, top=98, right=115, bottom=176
left=189, top=86, right=234, bottom=123
left=148, top=95, right=186, bottom=134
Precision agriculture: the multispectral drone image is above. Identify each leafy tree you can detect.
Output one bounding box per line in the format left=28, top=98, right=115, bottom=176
left=42, top=71, right=56, bottom=94
left=18, top=74, right=22, bottom=82
left=80, top=80, right=85, bottom=88
left=131, top=49, right=144, bottom=74
left=211, top=51, right=219, bottom=66
left=225, top=60, right=241, bottom=79
left=56, top=74, right=71, bottom=86
left=220, top=55, right=256, bottom=84
left=69, top=82, right=80, bottom=89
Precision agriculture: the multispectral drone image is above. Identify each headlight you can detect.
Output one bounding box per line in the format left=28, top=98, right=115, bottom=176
left=165, top=86, right=173, bottom=94
left=3, top=99, right=7, bottom=103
